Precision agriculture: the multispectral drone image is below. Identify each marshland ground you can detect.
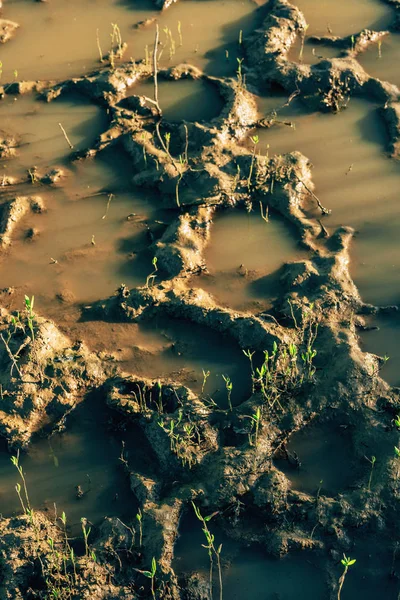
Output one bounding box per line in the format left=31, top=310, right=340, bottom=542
left=1, top=0, right=400, bottom=598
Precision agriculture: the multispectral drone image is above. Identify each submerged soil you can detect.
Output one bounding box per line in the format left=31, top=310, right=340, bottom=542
left=1, top=0, right=400, bottom=598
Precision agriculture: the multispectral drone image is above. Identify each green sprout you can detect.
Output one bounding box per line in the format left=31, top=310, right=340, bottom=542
left=337, top=554, right=356, bottom=600
left=139, top=557, right=157, bottom=600
left=222, top=375, right=233, bottom=411
left=192, top=502, right=223, bottom=600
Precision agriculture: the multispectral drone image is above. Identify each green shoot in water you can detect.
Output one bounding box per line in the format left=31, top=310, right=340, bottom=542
left=146, top=256, right=158, bottom=288
left=337, top=554, right=356, bottom=600
left=202, top=369, right=211, bottom=395
left=222, top=375, right=233, bottom=411
left=192, top=502, right=223, bottom=600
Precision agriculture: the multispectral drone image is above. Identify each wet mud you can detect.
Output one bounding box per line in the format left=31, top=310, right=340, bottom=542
left=1, top=0, right=400, bottom=599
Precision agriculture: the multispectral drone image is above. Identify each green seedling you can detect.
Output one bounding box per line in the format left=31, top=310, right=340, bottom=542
left=202, top=369, right=211, bottom=395
left=393, top=415, right=400, bottom=430
left=243, top=349, right=255, bottom=393
left=192, top=502, right=223, bottom=600
left=146, top=256, right=158, bottom=288
left=394, top=446, right=400, bottom=478
left=139, top=557, right=157, bottom=600
left=11, top=451, right=31, bottom=512
left=222, top=375, right=233, bottom=411
left=81, top=517, right=91, bottom=557
left=247, top=134, right=259, bottom=190
left=378, top=39, right=382, bottom=58
left=337, top=554, right=356, bottom=600
left=236, top=57, right=244, bottom=88
left=136, top=508, right=143, bottom=547
left=238, top=29, right=243, bottom=45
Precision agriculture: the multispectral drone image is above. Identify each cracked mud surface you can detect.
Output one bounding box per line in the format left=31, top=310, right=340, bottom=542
left=1, top=0, right=400, bottom=598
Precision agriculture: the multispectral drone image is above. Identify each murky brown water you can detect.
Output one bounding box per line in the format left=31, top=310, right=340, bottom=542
left=1, top=0, right=400, bottom=595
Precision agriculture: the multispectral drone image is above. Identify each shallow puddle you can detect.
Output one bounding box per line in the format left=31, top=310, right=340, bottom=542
left=360, top=313, right=400, bottom=387
left=292, top=0, right=392, bottom=37
left=129, top=315, right=252, bottom=408
left=358, top=32, right=400, bottom=90
left=132, top=78, right=224, bottom=122
left=194, top=209, right=305, bottom=311
left=287, top=36, right=341, bottom=65
left=174, top=514, right=328, bottom=599
left=0, top=0, right=262, bottom=81
left=274, top=422, right=355, bottom=495
left=252, top=96, right=400, bottom=307
left=0, top=394, right=135, bottom=533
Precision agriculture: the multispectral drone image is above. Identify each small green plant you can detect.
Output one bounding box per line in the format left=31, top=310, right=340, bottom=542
left=393, top=415, right=400, bottom=430
left=247, top=134, right=259, bottom=190
left=81, top=517, right=91, bottom=557
left=11, top=452, right=31, bottom=512
left=337, top=554, right=356, bottom=600
left=238, top=29, right=243, bottom=45
left=236, top=57, right=244, bottom=88
left=136, top=508, right=143, bottom=547
left=378, top=39, right=382, bottom=58
left=243, top=349, right=255, bottom=393
left=146, top=256, right=158, bottom=288
left=192, top=502, right=223, bottom=600
left=365, top=455, right=376, bottom=490
left=394, top=446, right=400, bottom=478
left=202, top=369, right=211, bottom=395
left=139, top=557, right=157, bottom=600
left=222, top=375, right=233, bottom=411
left=24, top=295, right=35, bottom=341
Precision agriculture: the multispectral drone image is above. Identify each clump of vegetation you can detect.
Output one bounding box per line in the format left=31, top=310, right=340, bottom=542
left=158, top=409, right=199, bottom=468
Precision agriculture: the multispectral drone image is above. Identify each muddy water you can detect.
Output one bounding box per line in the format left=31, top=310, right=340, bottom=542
left=358, top=32, right=400, bottom=90
left=133, top=78, right=224, bottom=122
left=193, top=209, right=305, bottom=311
left=287, top=36, right=341, bottom=65
left=292, top=0, right=392, bottom=37
left=360, top=313, right=400, bottom=386
left=252, top=96, right=400, bottom=307
left=0, top=0, right=262, bottom=81
left=175, top=511, right=328, bottom=598
left=0, top=393, right=136, bottom=534
left=274, top=421, right=356, bottom=495
left=0, top=94, right=158, bottom=306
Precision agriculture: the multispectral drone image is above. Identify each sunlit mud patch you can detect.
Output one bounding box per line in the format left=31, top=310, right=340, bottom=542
left=358, top=31, right=400, bottom=90
left=291, top=0, right=392, bottom=37
left=360, top=313, right=400, bottom=387
left=191, top=208, right=305, bottom=311
left=0, top=392, right=135, bottom=534
left=175, top=513, right=328, bottom=599
left=132, top=78, right=224, bottom=122
left=274, top=421, right=356, bottom=495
